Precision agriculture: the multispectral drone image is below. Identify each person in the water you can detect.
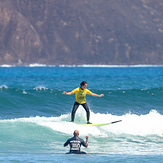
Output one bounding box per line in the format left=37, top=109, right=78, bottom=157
left=63, top=81, right=104, bottom=124
left=63, top=130, right=88, bottom=154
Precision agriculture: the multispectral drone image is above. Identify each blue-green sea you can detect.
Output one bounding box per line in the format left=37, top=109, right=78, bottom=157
left=0, top=65, right=163, bottom=162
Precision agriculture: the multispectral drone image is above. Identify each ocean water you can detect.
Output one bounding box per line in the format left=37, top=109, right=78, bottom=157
left=0, top=65, right=163, bottom=163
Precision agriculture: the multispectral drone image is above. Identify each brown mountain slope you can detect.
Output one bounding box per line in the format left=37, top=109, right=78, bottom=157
left=0, top=0, right=163, bottom=65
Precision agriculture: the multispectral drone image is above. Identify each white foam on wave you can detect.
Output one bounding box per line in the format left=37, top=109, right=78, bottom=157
left=102, top=109, right=163, bottom=136
left=1, top=107, right=163, bottom=137
left=22, top=90, right=27, bottom=94
left=0, top=64, right=16, bottom=67
left=33, top=86, right=48, bottom=91
left=29, top=63, right=50, bottom=67
left=0, top=85, right=8, bottom=89
left=1, top=64, right=163, bottom=68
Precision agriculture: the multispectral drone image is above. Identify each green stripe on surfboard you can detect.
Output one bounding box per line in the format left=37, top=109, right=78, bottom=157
left=80, top=120, right=122, bottom=126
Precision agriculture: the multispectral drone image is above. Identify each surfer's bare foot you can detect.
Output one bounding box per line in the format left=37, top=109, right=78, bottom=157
left=87, top=122, right=92, bottom=124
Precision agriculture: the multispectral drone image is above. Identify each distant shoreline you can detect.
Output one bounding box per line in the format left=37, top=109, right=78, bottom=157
left=1, top=63, right=163, bottom=68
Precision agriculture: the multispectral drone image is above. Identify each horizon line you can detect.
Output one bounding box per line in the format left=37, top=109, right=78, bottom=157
left=0, top=63, right=163, bottom=68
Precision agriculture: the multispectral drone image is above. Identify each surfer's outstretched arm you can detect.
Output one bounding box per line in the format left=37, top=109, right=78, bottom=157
left=91, top=93, right=104, bottom=97
left=63, top=91, right=72, bottom=95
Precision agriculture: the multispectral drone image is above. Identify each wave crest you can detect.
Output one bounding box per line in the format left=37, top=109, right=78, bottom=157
left=1, top=108, right=162, bottom=137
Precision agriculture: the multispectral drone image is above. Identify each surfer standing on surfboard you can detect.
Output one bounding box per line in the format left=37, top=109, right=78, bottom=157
left=63, top=81, right=104, bottom=124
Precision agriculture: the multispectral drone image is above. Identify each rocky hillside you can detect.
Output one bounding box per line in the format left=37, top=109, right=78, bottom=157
left=0, top=0, right=163, bottom=65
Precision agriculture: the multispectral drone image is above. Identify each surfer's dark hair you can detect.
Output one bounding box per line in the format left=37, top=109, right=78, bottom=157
left=80, top=81, right=87, bottom=86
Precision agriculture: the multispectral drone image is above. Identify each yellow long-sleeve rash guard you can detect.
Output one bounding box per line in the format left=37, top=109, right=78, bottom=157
left=71, top=87, right=92, bottom=104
